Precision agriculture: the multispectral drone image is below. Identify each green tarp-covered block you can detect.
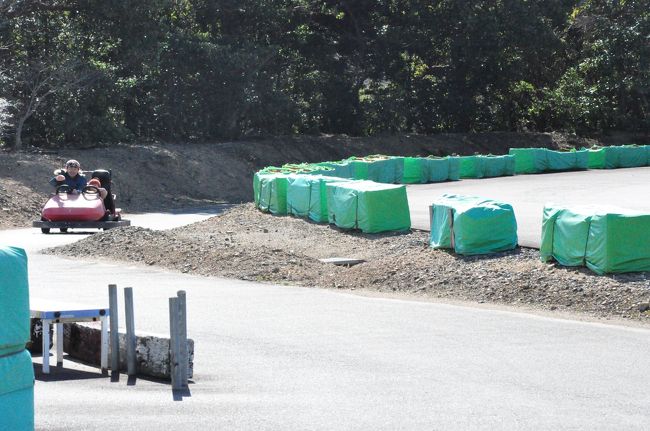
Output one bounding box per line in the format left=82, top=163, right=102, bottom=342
left=481, top=155, right=515, bottom=178
left=546, top=149, right=589, bottom=171
left=0, top=350, right=35, bottom=431
left=256, top=173, right=289, bottom=215
left=447, top=157, right=460, bottom=181
left=587, top=148, right=606, bottom=169
left=429, top=194, right=518, bottom=255
left=0, top=247, right=30, bottom=357
left=541, top=205, right=650, bottom=274
left=326, top=181, right=411, bottom=233
left=402, top=157, right=426, bottom=184
left=509, top=148, right=548, bottom=174
left=458, top=156, right=486, bottom=179
left=287, top=175, right=353, bottom=222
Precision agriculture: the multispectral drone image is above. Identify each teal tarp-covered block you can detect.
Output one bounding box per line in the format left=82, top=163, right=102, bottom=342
left=316, top=161, right=354, bottom=179
left=546, top=149, right=589, bottom=171
left=447, top=157, right=460, bottom=181
left=326, top=181, right=411, bottom=233
left=0, top=350, right=35, bottom=431
left=541, top=205, right=650, bottom=274
left=287, top=175, right=352, bottom=222
left=616, top=145, right=647, bottom=168
left=481, top=155, right=515, bottom=178
left=587, top=148, right=606, bottom=169
left=257, top=174, right=289, bottom=215
left=429, top=194, right=518, bottom=255
left=0, top=247, right=30, bottom=357
left=509, top=148, right=547, bottom=174
left=422, top=157, right=451, bottom=183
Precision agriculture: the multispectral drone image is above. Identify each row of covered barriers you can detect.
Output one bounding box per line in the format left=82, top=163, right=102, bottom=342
left=256, top=144, right=650, bottom=189
left=254, top=173, right=411, bottom=233
left=0, top=246, right=34, bottom=431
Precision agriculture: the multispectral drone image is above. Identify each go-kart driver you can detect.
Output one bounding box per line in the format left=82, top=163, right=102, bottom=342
left=49, top=159, right=87, bottom=193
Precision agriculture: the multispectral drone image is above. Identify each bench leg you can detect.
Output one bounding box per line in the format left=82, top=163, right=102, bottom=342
left=56, top=322, right=64, bottom=365
left=42, top=319, right=51, bottom=374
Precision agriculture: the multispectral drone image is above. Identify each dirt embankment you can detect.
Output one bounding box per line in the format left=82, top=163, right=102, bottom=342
left=2, top=132, right=649, bottom=324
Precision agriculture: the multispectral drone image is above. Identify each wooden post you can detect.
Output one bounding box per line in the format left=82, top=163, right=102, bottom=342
left=108, top=284, right=120, bottom=374
left=177, top=290, right=188, bottom=387
left=124, top=287, right=136, bottom=376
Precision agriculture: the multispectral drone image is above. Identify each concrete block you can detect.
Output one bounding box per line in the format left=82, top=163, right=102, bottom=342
left=63, top=322, right=193, bottom=380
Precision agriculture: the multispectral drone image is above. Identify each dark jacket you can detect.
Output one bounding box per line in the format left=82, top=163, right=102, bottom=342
left=49, top=172, right=87, bottom=191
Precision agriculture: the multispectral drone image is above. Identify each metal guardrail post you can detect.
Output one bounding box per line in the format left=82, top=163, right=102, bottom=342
left=124, top=287, right=136, bottom=376
left=169, top=297, right=181, bottom=389
left=177, top=290, right=188, bottom=387
left=108, top=284, right=120, bottom=374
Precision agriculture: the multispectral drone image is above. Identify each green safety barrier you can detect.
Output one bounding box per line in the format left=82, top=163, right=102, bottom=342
left=315, top=161, right=355, bottom=179
left=541, top=205, right=650, bottom=274
left=402, top=156, right=459, bottom=183
left=586, top=145, right=650, bottom=169
left=429, top=194, right=518, bottom=255
left=546, top=149, right=589, bottom=171
left=510, top=148, right=588, bottom=173
left=281, top=163, right=335, bottom=176
left=458, top=155, right=515, bottom=179
left=0, top=247, right=30, bottom=357
left=287, top=175, right=353, bottom=222
left=255, top=172, right=290, bottom=215
left=326, top=181, right=411, bottom=233
left=0, top=350, right=34, bottom=431
left=345, top=155, right=404, bottom=184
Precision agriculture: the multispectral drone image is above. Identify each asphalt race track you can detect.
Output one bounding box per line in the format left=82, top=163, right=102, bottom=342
left=406, top=166, right=650, bottom=247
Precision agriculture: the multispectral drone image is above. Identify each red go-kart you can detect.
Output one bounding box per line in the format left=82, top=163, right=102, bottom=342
left=32, top=169, right=131, bottom=233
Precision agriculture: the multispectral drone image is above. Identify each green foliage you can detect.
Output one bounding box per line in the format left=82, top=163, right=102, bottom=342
left=0, top=0, right=647, bottom=149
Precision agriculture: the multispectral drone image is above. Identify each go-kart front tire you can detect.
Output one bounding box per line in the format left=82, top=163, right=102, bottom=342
left=41, top=228, right=50, bottom=234
left=60, top=228, right=68, bottom=233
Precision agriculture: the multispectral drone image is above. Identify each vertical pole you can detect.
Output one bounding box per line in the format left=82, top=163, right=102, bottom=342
left=100, top=314, right=109, bottom=374
left=108, top=284, right=120, bottom=374
left=56, top=322, right=63, bottom=365
left=169, top=297, right=180, bottom=389
left=177, top=290, right=188, bottom=387
left=42, top=319, right=51, bottom=374
left=124, top=287, right=137, bottom=377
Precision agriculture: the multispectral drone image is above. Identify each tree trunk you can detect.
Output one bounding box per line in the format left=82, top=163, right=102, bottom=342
left=14, top=116, right=26, bottom=151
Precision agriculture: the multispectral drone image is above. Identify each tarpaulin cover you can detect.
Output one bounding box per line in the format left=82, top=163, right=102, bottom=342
left=0, top=350, right=35, bottom=431
left=287, top=175, right=352, bottom=222
left=402, top=157, right=426, bottom=184
left=587, top=148, right=606, bottom=169
left=458, top=156, right=485, bottom=178
left=546, top=149, right=589, bottom=171
left=255, top=173, right=290, bottom=215
left=326, top=181, right=411, bottom=233
left=509, top=148, right=548, bottom=174
left=429, top=194, right=518, bottom=255
left=458, top=155, right=514, bottom=178
left=403, top=157, right=458, bottom=183
left=315, top=161, right=355, bottom=179
left=281, top=163, right=335, bottom=176
left=481, top=155, right=515, bottom=178
left=346, top=155, right=404, bottom=184
left=0, top=246, right=30, bottom=357
left=540, top=205, right=650, bottom=274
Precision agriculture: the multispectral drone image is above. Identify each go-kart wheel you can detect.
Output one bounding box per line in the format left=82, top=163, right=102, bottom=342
left=60, top=228, right=68, bottom=233
left=26, top=318, right=53, bottom=354
left=82, top=185, right=99, bottom=195
left=41, top=228, right=50, bottom=234
left=55, top=184, right=72, bottom=194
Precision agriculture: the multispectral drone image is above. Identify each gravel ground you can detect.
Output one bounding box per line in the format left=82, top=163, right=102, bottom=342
left=44, top=204, right=650, bottom=324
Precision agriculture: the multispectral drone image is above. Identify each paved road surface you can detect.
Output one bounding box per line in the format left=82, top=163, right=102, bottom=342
left=406, top=167, right=650, bottom=247
left=1, top=204, right=649, bottom=430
